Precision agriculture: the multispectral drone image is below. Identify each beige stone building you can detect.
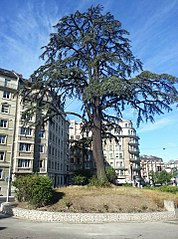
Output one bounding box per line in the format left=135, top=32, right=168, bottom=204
left=69, top=120, right=94, bottom=172
left=164, top=160, right=178, bottom=174
left=140, top=155, right=164, bottom=181
left=69, top=119, right=141, bottom=184
left=0, top=68, right=69, bottom=196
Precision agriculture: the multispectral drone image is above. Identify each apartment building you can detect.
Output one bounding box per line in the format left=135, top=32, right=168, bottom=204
left=164, top=160, right=178, bottom=174
left=140, top=155, right=164, bottom=181
left=0, top=68, right=69, bottom=195
left=69, top=120, right=94, bottom=171
left=69, top=119, right=141, bottom=184
left=103, top=119, right=141, bottom=184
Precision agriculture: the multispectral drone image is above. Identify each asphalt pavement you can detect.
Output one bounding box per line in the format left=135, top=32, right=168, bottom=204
left=0, top=212, right=178, bottom=239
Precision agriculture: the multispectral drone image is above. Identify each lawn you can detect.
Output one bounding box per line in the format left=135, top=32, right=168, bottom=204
left=21, top=185, right=178, bottom=213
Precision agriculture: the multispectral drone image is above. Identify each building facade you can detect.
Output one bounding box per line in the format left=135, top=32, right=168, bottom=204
left=69, top=119, right=141, bottom=184
left=164, top=160, right=178, bottom=174
left=69, top=120, right=94, bottom=172
left=140, top=155, right=164, bottom=181
left=0, top=68, right=69, bottom=195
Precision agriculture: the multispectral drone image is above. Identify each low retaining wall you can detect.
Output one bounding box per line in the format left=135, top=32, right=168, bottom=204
left=1, top=201, right=176, bottom=223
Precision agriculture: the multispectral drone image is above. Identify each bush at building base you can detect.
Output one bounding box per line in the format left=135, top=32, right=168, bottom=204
left=12, top=174, right=53, bottom=207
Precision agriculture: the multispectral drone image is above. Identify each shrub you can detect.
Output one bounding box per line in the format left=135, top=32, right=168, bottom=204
left=88, top=176, right=111, bottom=187
left=72, top=175, right=86, bottom=185
left=123, top=183, right=132, bottom=187
left=143, top=185, right=178, bottom=194
left=158, top=186, right=178, bottom=194
left=12, top=174, right=53, bottom=207
left=105, top=166, right=117, bottom=183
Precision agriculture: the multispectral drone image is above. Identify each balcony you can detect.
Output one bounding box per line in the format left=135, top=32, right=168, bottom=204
left=0, top=80, right=18, bottom=90
left=128, top=141, right=139, bottom=146
left=16, top=167, right=33, bottom=173
left=128, top=149, right=139, bottom=156
left=130, top=158, right=140, bottom=164
left=115, top=166, right=127, bottom=170
left=132, top=165, right=142, bottom=171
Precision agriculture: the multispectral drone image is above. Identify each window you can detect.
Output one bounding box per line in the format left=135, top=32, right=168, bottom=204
left=0, top=151, right=5, bottom=160
left=20, top=127, right=32, bottom=136
left=119, top=170, right=124, bottom=176
left=48, top=160, right=51, bottom=168
left=109, top=153, right=113, bottom=159
left=38, top=160, right=43, bottom=168
left=0, top=135, right=7, bottom=144
left=19, top=143, right=31, bottom=152
left=1, top=103, right=9, bottom=113
left=21, top=113, right=33, bottom=121
left=38, top=130, right=45, bottom=138
left=3, top=91, right=10, bottom=99
left=49, top=145, right=51, bottom=155
left=0, top=169, right=3, bottom=179
left=39, top=144, right=44, bottom=153
left=0, top=119, right=8, bottom=128
left=18, top=159, right=30, bottom=168
left=119, top=153, right=122, bottom=159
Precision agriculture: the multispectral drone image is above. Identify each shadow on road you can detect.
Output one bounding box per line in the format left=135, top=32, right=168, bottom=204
left=0, top=212, right=12, bottom=220
left=0, top=227, right=7, bottom=230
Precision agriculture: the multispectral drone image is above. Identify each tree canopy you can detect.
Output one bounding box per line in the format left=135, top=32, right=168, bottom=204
left=21, top=5, right=178, bottom=181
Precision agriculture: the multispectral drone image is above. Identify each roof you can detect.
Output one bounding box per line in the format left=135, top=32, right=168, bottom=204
left=140, top=155, right=163, bottom=162
left=0, top=67, right=22, bottom=79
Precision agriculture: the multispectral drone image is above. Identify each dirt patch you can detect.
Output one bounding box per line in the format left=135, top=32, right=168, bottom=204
left=16, top=185, right=178, bottom=213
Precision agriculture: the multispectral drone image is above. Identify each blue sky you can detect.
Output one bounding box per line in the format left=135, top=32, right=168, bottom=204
left=0, top=0, right=177, bottom=162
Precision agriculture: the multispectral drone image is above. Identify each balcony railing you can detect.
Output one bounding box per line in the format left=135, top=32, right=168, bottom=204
left=132, top=165, right=142, bottom=171
left=0, top=80, right=18, bottom=90
left=115, top=166, right=127, bottom=170
left=128, top=149, right=139, bottom=156
left=130, top=158, right=140, bottom=163
left=128, top=141, right=139, bottom=146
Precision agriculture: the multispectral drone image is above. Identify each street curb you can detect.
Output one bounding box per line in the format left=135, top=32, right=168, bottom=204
left=1, top=200, right=176, bottom=223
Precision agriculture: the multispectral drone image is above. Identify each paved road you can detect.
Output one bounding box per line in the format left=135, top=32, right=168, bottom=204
left=0, top=213, right=178, bottom=239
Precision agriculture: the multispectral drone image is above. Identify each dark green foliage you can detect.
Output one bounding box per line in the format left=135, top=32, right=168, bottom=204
left=144, top=185, right=178, bottom=194
left=105, top=166, right=117, bottom=183
left=158, top=186, right=178, bottom=194
left=149, top=170, right=172, bottom=185
left=72, top=169, right=94, bottom=185
left=72, top=175, right=87, bottom=185
left=123, top=183, right=132, bottom=187
left=12, top=175, right=53, bottom=207
left=21, top=5, right=178, bottom=180
left=88, top=176, right=111, bottom=187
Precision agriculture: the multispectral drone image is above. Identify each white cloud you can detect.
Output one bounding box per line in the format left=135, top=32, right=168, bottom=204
left=0, top=0, right=61, bottom=78
left=137, top=117, right=176, bottom=133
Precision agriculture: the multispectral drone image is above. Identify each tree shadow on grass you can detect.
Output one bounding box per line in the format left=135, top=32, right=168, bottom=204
left=50, top=191, right=65, bottom=205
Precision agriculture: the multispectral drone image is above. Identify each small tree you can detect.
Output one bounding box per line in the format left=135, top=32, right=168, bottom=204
left=21, top=5, right=178, bottom=182
left=155, top=170, right=172, bottom=185
left=105, top=166, right=117, bottom=183
left=149, top=170, right=172, bottom=185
